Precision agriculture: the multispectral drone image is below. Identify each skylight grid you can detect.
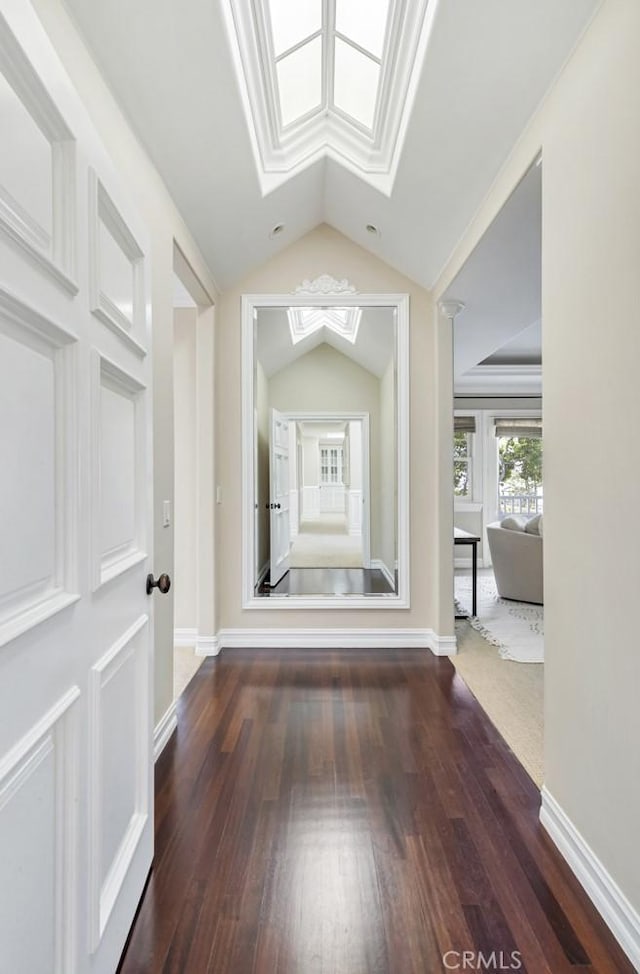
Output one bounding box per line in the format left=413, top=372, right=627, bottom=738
left=335, top=0, right=390, bottom=59
left=288, top=307, right=362, bottom=345
left=276, top=35, right=323, bottom=126
left=268, top=0, right=322, bottom=57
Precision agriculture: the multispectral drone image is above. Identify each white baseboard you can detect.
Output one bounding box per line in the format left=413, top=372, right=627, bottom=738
left=196, top=634, right=221, bottom=657
left=540, top=788, right=640, bottom=970
left=371, top=559, right=395, bottom=589
left=427, top=632, right=458, bottom=656
left=174, top=627, right=197, bottom=647
left=153, top=701, right=177, bottom=762
left=215, top=628, right=456, bottom=654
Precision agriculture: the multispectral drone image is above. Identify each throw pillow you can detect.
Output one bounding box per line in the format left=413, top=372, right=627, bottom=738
left=501, top=515, right=527, bottom=531
left=525, top=514, right=543, bottom=535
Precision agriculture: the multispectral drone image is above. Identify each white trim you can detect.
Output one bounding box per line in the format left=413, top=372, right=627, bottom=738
left=455, top=364, right=542, bottom=397
left=427, top=633, right=458, bottom=656
left=173, top=627, right=197, bottom=647
left=540, top=788, right=640, bottom=971
left=371, top=559, right=395, bottom=589
left=256, top=561, right=270, bottom=588
left=153, top=702, right=177, bottom=762
left=215, top=628, right=454, bottom=653
left=242, top=292, right=410, bottom=610
left=196, top=635, right=221, bottom=657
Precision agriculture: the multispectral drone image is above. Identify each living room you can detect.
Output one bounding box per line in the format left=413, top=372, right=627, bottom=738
left=446, top=159, right=544, bottom=783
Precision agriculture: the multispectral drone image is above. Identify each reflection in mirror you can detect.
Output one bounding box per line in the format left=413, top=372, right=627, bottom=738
left=253, top=304, right=398, bottom=598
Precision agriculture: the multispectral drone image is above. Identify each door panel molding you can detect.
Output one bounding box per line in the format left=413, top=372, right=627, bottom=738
left=88, top=615, right=149, bottom=952
left=0, top=686, right=80, bottom=974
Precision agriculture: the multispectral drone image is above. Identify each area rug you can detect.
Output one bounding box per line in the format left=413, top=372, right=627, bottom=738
left=455, top=573, right=544, bottom=663
left=453, top=620, right=543, bottom=786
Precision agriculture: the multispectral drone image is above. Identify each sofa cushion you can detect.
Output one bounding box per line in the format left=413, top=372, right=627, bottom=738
left=525, top=514, right=543, bottom=535
left=501, top=515, right=528, bottom=531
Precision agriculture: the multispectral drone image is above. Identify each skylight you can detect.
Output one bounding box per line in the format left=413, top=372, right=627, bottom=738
left=266, top=0, right=390, bottom=131
left=224, top=0, right=434, bottom=195
left=288, top=307, right=362, bottom=345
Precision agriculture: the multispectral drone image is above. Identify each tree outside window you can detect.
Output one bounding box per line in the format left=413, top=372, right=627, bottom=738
left=498, top=437, right=543, bottom=513
left=454, top=431, right=472, bottom=497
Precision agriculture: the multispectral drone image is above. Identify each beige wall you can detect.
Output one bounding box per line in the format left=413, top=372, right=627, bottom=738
left=33, top=0, right=219, bottom=724
left=173, top=310, right=197, bottom=629
left=436, top=0, right=640, bottom=923
left=216, top=224, right=442, bottom=632
left=268, top=343, right=383, bottom=556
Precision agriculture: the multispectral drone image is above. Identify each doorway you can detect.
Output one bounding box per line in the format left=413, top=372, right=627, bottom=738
left=171, top=244, right=215, bottom=695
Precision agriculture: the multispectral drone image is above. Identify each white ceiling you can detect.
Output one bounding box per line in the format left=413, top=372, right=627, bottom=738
left=60, top=0, right=599, bottom=290
left=257, top=305, right=395, bottom=378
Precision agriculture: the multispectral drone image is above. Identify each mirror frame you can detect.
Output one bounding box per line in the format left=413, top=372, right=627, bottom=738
left=241, top=291, right=410, bottom=609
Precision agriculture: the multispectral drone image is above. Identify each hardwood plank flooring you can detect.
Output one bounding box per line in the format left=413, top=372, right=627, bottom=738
left=258, top=567, right=395, bottom=596
left=118, top=650, right=632, bottom=974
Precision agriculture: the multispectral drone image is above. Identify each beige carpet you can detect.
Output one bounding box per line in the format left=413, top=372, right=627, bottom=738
left=290, top=515, right=363, bottom=568
left=173, top=645, right=204, bottom=700
left=453, top=619, right=544, bottom=787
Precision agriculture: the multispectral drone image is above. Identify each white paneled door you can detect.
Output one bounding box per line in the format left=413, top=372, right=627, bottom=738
left=269, top=409, right=290, bottom=586
left=0, top=4, right=154, bottom=973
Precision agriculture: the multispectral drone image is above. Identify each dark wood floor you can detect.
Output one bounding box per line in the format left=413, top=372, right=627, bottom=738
left=258, top=567, right=395, bottom=596
left=118, top=650, right=632, bottom=974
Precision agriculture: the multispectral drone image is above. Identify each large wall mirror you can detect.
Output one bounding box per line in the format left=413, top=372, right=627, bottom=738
left=242, top=286, right=410, bottom=609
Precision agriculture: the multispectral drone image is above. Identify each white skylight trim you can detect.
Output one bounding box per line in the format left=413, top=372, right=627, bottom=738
left=288, top=307, right=362, bottom=345
left=223, top=0, right=438, bottom=196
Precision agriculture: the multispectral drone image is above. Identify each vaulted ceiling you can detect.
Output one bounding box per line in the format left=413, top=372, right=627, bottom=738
left=62, top=0, right=599, bottom=291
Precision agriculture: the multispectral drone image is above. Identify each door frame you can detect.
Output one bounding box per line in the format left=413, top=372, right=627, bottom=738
left=284, top=411, right=371, bottom=568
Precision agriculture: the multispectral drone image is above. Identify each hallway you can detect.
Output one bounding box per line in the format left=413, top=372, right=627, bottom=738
left=118, top=650, right=629, bottom=974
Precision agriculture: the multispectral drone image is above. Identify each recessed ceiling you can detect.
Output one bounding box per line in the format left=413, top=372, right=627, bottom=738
left=446, top=161, right=542, bottom=380
left=57, top=0, right=600, bottom=289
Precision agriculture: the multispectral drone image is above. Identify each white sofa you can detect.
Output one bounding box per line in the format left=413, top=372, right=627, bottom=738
left=486, top=515, right=543, bottom=604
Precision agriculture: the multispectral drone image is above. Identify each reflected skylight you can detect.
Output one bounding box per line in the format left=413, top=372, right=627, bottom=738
left=288, top=307, right=362, bottom=345
left=276, top=35, right=323, bottom=126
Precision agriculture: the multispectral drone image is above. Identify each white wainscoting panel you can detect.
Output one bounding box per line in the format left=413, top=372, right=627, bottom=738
left=0, top=687, right=79, bottom=974
left=89, top=616, right=149, bottom=951
left=348, top=488, right=363, bottom=535
left=301, top=485, right=320, bottom=520
left=319, top=483, right=345, bottom=513
left=0, top=289, right=78, bottom=647
left=91, top=354, right=146, bottom=590
left=89, top=170, right=146, bottom=356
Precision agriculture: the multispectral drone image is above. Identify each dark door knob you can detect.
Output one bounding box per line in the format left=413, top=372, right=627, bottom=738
left=146, top=572, right=171, bottom=595
left=276, top=503, right=281, bottom=509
